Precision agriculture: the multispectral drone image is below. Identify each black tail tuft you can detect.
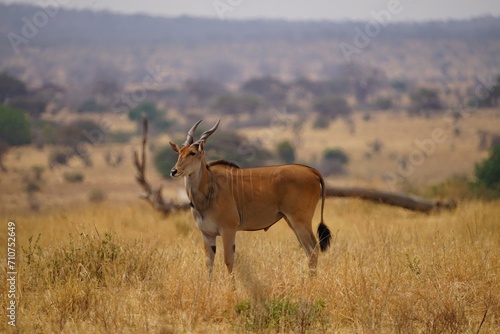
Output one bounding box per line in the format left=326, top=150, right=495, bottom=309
left=317, top=222, right=332, bottom=252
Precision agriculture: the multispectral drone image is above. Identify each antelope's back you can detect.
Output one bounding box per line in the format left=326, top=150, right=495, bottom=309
left=209, top=163, right=322, bottom=227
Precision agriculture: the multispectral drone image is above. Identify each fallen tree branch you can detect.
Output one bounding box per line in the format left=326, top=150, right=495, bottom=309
left=325, top=186, right=457, bottom=213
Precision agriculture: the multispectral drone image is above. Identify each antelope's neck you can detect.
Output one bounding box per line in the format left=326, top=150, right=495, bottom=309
left=185, top=160, right=211, bottom=210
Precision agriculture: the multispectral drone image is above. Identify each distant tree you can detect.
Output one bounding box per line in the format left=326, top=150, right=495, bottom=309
left=154, top=144, right=180, bottom=179
left=128, top=101, right=161, bottom=122
left=155, top=130, right=272, bottom=178
left=276, top=140, right=295, bottom=164
left=7, top=95, right=48, bottom=119
left=0, top=105, right=31, bottom=146
left=340, top=64, right=387, bottom=105
left=128, top=101, right=173, bottom=132
left=211, top=94, right=260, bottom=115
left=185, top=79, right=226, bottom=103
left=390, top=79, right=409, bottom=93
left=0, top=105, right=31, bottom=171
left=319, top=148, right=349, bottom=176
left=313, top=114, right=331, bottom=129
left=314, top=96, right=351, bottom=119
left=241, top=77, right=288, bottom=106
left=58, top=120, right=102, bottom=149
left=409, top=88, right=443, bottom=116
left=205, top=130, right=272, bottom=168
left=480, top=75, right=500, bottom=107
left=56, top=120, right=104, bottom=167
left=91, top=78, right=120, bottom=98
left=475, top=147, right=500, bottom=194
left=374, top=96, right=393, bottom=110
left=0, top=72, right=28, bottom=103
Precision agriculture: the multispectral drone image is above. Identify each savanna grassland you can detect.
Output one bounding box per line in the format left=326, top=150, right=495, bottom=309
left=0, top=198, right=499, bottom=333
left=1, top=110, right=500, bottom=333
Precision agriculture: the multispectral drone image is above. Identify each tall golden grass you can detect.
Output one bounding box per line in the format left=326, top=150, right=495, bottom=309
left=1, top=199, right=499, bottom=333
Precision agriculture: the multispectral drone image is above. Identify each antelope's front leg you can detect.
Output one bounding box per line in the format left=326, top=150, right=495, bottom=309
left=202, top=233, right=216, bottom=277
left=221, top=229, right=237, bottom=274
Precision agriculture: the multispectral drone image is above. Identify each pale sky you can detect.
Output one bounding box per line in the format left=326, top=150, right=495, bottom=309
left=1, top=0, right=499, bottom=21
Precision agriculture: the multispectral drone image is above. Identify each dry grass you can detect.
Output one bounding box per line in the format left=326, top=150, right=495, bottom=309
left=1, top=199, right=499, bottom=333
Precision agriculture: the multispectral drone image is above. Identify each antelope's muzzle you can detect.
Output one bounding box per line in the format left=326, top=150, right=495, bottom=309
left=170, top=168, right=178, bottom=177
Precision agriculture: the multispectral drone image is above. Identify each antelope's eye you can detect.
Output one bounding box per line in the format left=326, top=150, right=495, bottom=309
left=189, top=151, right=196, bottom=156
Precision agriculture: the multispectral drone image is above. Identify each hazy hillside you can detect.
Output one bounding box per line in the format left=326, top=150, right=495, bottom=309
left=1, top=4, right=500, bottom=88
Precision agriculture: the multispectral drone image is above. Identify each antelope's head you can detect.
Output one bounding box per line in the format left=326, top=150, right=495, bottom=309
left=169, top=119, right=220, bottom=178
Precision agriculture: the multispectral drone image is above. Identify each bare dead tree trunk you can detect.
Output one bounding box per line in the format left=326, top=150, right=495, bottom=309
left=133, top=117, right=190, bottom=215
left=325, top=186, right=456, bottom=213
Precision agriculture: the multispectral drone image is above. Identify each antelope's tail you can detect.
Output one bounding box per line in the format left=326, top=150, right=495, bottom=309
left=313, top=168, right=332, bottom=252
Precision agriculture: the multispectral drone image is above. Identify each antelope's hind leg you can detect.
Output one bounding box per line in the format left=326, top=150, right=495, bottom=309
left=285, top=217, right=319, bottom=275
left=221, top=229, right=237, bottom=274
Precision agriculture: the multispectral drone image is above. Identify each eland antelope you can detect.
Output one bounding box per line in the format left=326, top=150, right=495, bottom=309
left=169, top=120, right=332, bottom=276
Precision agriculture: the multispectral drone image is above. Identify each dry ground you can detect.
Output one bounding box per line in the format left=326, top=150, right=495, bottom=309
left=0, top=199, right=499, bottom=333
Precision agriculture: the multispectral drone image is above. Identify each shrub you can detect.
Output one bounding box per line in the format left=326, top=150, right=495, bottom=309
left=63, top=171, right=84, bottom=183
left=475, top=147, right=500, bottom=195
left=107, top=131, right=134, bottom=144
left=313, top=96, right=351, bottom=119
left=33, top=120, right=60, bottom=145
left=128, top=101, right=173, bottom=132
left=323, top=148, right=349, bottom=163
left=89, top=189, right=106, bottom=203
left=320, top=148, right=349, bottom=176
left=48, top=149, right=71, bottom=168
left=390, top=79, right=408, bottom=92
left=154, top=145, right=180, bottom=179
left=374, top=96, right=393, bottom=110
left=0, top=72, right=28, bottom=102
left=0, top=105, right=31, bottom=146
left=409, top=87, right=443, bottom=116
left=313, top=114, right=330, bottom=129
left=276, top=140, right=295, bottom=164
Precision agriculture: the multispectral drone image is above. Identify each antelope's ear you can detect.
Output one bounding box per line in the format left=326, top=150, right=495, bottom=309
left=198, top=141, right=204, bottom=152
left=169, top=142, right=179, bottom=153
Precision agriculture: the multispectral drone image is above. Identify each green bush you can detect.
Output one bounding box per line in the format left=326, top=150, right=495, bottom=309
left=0, top=105, right=31, bottom=146
left=276, top=140, right=295, bottom=164
left=409, top=87, right=443, bottom=116
left=313, top=114, right=330, bottom=129
left=323, top=148, right=349, bottom=164
left=475, top=147, right=500, bottom=195
left=154, top=145, right=180, bottom=179
left=313, top=96, right=351, bottom=119
left=374, top=96, right=393, bottom=110
left=128, top=101, right=173, bottom=132
left=320, top=148, right=349, bottom=176
left=63, top=171, right=84, bottom=183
